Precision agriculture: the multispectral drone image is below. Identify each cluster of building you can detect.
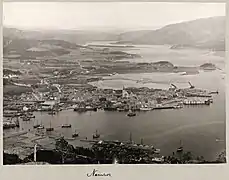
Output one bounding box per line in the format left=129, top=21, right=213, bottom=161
left=62, top=85, right=213, bottom=112
left=3, top=82, right=214, bottom=115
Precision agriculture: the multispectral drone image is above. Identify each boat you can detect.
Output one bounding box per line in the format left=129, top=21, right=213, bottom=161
left=129, top=132, right=133, bottom=143
left=127, top=110, right=136, bottom=117
left=22, top=117, right=31, bottom=121
left=173, top=105, right=183, bottom=109
left=15, top=118, right=20, bottom=127
left=46, top=127, right=54, bottom=131
left=153, top=106, right=174, bottom=110
left=34, top=118, right=44, bottom=129
left=209, top=90, right=219, bottom=94
left=204, top=100, right=211, bottom=105
left=72, top=130, right=79, bottom=138
left=216, top=138, right=224, bottom=142
left=28, top=115, right=35, bottom=118
left=209, top=98, right=213, bottom=103
left=62, top=118, right=71, bottom=128
left=37, top=125, right=45, bottom=129
left=3, top=121, right=16, bottom=129
left=140, top=107, right=152, bottom=111
left=180, top=72, right=187, bottom=75
left=33, top=119, right=40, bottom=128
left=177, top=140, right=183, bottom=153
left=33, top=124, right=40, bottom=128
left=177, top=147, right=183, bottom=152
left=104, top=107, right=117, bottom=111
left=85, top=106, right=97, bottom=111
left=48, top=111, right=56, bottom=115
left=46, top=119, right=54, bottom=132
left=93, top=130, right=100, bottom=139
left=154, top=149, right=161, bottom=154
left=62, top=124, right=71, bottom=128
left=74, top=107, right=87, bottom=113
left=117, top=108, right=125, bottom=112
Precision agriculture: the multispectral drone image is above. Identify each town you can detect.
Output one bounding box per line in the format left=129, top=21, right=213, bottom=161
left=4, top=76, right=216, bottom=129
left=3, top=70, right=222, bottom=165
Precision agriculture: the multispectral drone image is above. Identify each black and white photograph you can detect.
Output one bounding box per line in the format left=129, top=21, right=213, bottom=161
left=3, top=2, right=226, bottom=165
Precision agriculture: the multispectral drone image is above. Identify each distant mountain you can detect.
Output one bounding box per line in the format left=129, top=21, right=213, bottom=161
left=118, top=30, right=153, bottom=42
left=3, top=27, right=121, bottom=59
left=119, top=16, right=225, bottom=51
left=3, top=16, right=225, bottom=51
left=3, top=27, right=118, bottom=44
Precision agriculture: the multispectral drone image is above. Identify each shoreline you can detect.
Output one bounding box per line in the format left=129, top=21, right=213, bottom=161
left=3, top=40, right=225, bottom=165
left=3, top=136, right=226, bottom=165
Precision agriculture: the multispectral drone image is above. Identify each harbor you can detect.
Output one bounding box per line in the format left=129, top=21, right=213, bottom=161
left=3, top=65, right=225, bottom=163
left=3, top=21, right=226, bottom=164
left=3, top=87, right=225, bottom=163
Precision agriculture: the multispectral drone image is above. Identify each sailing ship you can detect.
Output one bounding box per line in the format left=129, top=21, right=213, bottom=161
left=62, top=118, right=71, bottom=128
left=46, top=119, right=54, bottom=131
left=46, top=127, right=54, bottom=131
left=33, top=119, right=40, bottom=128
left=129, top=132, right=133, bottom=144
left=72, top=130, right=79, bottom=138
left=15, top=117, right=20, bottom=128
left=34, top=119, right=44, bottom=129
left=177, top=140, right=183, bottom=152
left=33, top=124, right=40, bottom=128
left=93, top=130, right=100, bottom=139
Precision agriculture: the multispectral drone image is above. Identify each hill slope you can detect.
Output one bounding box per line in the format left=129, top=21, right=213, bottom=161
left=3, top=16, right=225, bottom=51
left=119, top=16, right=225, bottom=50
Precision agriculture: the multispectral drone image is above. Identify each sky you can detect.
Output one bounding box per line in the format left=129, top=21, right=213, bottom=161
left=3, top=2, right=225, bottom=31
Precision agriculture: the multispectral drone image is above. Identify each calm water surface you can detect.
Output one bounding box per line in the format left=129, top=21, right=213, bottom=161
left=5, top=44, right=225, bottom=161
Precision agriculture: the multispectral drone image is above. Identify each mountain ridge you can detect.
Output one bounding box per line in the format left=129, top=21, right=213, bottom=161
left=3, top=16, right=225, bottom=51
left=118, top=16, right=225, bottom=50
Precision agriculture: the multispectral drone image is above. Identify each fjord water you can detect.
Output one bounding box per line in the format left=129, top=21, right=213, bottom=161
left=16, top=44, right=226, bottom=161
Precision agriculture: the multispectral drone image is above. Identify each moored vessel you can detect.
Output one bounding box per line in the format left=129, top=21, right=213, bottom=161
left=62, top=124, right=72, bottom=128
left=127, top=110, right=136, bottom=117
left=72, top=130, right=79, bottom=138
left=93, top=130, right=100, bottom=139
